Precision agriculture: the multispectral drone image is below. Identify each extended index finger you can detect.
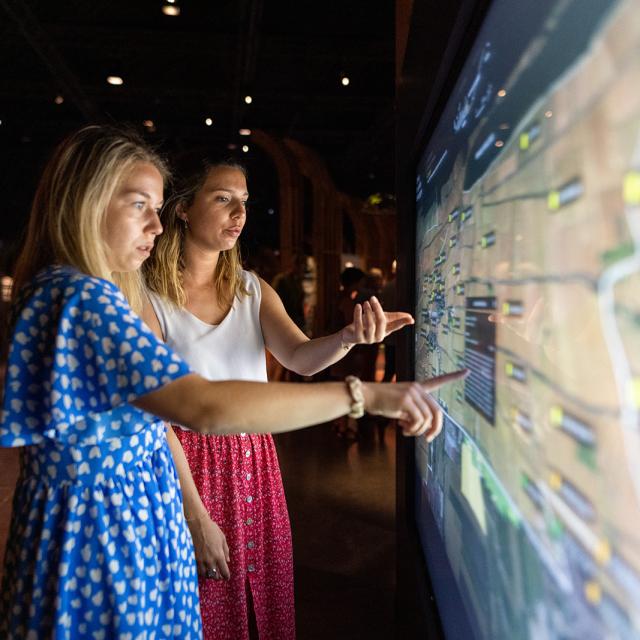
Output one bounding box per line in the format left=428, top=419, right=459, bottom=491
left=420, top=368, right=469, bottom=392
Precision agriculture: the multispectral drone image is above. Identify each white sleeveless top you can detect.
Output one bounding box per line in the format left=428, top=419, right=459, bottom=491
left=148, top=270, right=268, bottom=399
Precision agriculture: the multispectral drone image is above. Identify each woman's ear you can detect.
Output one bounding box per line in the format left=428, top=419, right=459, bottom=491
left=176, top=202, right=188, bottom=223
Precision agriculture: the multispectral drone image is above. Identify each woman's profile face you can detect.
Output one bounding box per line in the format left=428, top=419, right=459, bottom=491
left=181, top=165, right=248, bottom=253
left=104, top=162, right=164, bottom=273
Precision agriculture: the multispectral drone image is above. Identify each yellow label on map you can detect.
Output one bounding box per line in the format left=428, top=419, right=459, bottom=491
left=631, top=378, right=640, bottom=407
left=584, top=581, right=602, bottom=604
left=623, top=171, right=640, bottom=204
left=550, top=406, right=563, bottom=427
left=461, top=441, right=487, bottom=535
left=549, top=471, right=562, bottom=490
left=594, top=539, right=611, bottom=565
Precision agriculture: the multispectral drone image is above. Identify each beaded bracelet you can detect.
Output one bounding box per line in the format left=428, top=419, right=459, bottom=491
left=345, top=375, right=365, bottom=419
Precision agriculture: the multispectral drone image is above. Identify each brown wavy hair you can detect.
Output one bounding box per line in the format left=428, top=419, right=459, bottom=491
left=143, top=156, right=249, bottom=309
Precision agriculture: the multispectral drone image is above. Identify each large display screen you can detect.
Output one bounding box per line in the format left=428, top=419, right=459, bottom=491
left=414, top=1, right=640, bottom=638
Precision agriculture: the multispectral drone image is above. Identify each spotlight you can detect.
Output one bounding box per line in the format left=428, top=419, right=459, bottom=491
left=54, top=95, right=64, bottom=105
left=341, top=76, right=350, bottom=86
left=205, top=117, right=213, bottom=126
left=244, top=95, right=253, bottom=104
left=239, top=128, right=251, bottom=136
left=107, top=75, right=124, bottom=86
left=242, top=145, right=249, bottom=153
left=1, top=275, right=13, bottom=302
left=162, top=5, right=180, bottom=16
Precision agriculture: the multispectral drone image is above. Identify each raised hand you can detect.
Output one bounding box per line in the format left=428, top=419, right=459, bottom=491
left=341, top=296, right=414, bottom=345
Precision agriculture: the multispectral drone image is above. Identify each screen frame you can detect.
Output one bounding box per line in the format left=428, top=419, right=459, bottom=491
left=395, top=1, right=493, bottom=637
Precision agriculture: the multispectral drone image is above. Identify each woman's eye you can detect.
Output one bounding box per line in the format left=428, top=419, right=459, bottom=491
left=216, top=196, right=229, bottom=203
left=133, top=202, right=145, bottom=210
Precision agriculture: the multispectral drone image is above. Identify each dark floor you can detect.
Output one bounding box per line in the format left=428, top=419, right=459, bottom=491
left=0, top=420, right=397, bottom=639
left=0, top=447, right=19, bottom=579
left=276, top=418, right=397, bottom=640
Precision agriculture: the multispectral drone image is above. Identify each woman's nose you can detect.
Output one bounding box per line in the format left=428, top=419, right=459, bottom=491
left=149, top=209, right=163, bottom=235
left=231, top=203, right=246, bottom=219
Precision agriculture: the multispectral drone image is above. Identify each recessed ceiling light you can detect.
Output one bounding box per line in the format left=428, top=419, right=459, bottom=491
left=242, top=145, right=249, bottom=153
left=107, top=75, right=124, bottom=86
left=162, top=5, right=180, bottom=16
left=239, top=128, right=251, bottom=136
left=244, top=95, right=253, bottom=104
left=341, top=76, right=350, bottom=86
left=205, top=117, right=213, bottom=126
left=54, top=95, right=64, bottom=105
left=497, top=88, right=506, bottom=97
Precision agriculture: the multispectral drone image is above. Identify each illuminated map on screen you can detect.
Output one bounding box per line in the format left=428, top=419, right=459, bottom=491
left=414, top=1, right=640, bottom=638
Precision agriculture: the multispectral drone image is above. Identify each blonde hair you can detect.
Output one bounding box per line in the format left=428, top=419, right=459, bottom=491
left=143, top=158, right=249, bottom=309
left=12, top=125, right=169, bottom=313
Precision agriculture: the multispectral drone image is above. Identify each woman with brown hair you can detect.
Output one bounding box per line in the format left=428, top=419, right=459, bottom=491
left=142, top=156, right=447, bottom=639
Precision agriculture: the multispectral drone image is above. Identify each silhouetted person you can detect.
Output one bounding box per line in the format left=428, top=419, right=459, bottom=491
left=272, top=253, right=307, bottom=333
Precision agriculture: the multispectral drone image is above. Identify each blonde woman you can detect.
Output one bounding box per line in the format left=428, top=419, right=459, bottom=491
left=142, top=157, right=434, bottom=640
left=0, top=126, right=466, bottom=639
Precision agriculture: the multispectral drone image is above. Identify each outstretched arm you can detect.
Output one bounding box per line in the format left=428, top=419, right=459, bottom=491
left=132, top=370, right=468, bottom=440
left=259, top=278, right=413, bottom=376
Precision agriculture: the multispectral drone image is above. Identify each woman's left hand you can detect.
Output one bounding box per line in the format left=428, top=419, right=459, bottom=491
left=187, top=513, right=231, bottom=580
left=341, top=296, right=414, bottom=345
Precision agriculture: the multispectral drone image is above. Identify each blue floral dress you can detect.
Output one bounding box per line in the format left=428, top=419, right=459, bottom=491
left=0, top=266, right=202, bottom=639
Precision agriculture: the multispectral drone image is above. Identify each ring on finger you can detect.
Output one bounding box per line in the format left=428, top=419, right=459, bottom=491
left=205, top=568, right=218, bottom=579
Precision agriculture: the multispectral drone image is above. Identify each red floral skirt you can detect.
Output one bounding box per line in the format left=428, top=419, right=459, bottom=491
left=174, top=428, right=295, bottom=640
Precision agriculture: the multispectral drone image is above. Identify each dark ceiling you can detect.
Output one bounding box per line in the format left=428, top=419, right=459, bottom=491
left=0, top=0, right=395, bottom=259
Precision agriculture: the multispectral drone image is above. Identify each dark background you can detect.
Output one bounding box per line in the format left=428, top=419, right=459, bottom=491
left=0, top=0, right=395, bottom=270
left=0, top=2, right=501, bottom=636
